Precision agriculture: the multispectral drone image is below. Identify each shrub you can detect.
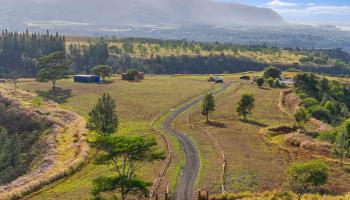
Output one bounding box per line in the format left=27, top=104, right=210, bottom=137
left=317, top=130, right=337, bottom=144
left=266, top=125, right=297, bottom=136
left=31, top=97, right=43, bottom=107
left=286, top=160, right=329, bottom=200
left=256, top=77, right=265, bottom=87
left=323, top=101, right=337, bottom=114
left=307, top=105, right=331, bottom=123
left=263, top=66, right=282, bottom=79
left=91, top=65, right=112, bottom=81
left=266, top=78, right=275, bottom=87
left=293, top=107, right=311, bottom=128
left=126, top=69, right=139, bottom=81
left=302, top=98, right=319, bottom=108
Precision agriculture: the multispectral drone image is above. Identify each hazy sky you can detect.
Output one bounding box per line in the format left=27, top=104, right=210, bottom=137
left=217, top=0, right=350, bottom=25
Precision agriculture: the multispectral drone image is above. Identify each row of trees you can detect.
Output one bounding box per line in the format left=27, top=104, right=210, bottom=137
left=201, top=93, right=255, bottom=123
left=0, top=30, right=65, bottom=76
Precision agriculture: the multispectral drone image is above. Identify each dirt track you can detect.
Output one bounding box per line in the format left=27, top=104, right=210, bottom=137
left=162, top=82, right=232, bottom=200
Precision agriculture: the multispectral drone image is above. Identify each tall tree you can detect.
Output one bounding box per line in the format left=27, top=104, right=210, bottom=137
left=201, top=93, right=215, bottom=123
left=236, top=94, right=255, bottom=120
left=87, top=93, right=118, bottom=136
left=90, top=135, right=165, bottom=200
left=36, top=51, right=70, bottom=90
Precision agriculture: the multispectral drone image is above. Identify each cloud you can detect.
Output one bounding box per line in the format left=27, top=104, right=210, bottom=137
left=306, top=6, right=350, bottom=15
left=272, top=5, right=350, bottom=16
left=266, top=0, right=298, bottom=8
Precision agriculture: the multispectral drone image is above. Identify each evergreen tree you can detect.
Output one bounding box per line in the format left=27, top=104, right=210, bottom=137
left=87, top=93, right=118, bottom=136
left=236, top=94, right=255, bottom=120
left=201, top=93, right=215, bottom=123
left=36, top=51, right=70, bottom=90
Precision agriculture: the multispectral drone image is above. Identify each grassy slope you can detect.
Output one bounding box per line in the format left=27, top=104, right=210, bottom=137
left=181, top=79, right=350, bottom=196
left=19, top=75, right=214, bottom=199
left=173, top=80, right=293, bottom=193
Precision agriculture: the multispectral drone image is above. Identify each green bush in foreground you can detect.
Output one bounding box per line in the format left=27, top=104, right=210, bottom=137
left=286, top=160, right=328, bottom=200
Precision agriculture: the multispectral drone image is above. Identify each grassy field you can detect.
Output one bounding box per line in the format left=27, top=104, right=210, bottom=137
left=15, top=73, right=350, bottom=199
left=18, top=75, right=216, bottom=199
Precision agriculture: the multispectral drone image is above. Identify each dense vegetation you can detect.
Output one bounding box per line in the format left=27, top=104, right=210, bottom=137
left=0, top=98, right=47, bottom=184
left=294, top=73, right=350, bottom=126
left=0, top=30, right=65, bottom=76
left=1, top=30, right=350, bottom=77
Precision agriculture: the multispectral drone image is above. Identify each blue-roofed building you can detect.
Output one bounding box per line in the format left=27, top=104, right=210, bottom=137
left=74, top=75, right=101, bottom=83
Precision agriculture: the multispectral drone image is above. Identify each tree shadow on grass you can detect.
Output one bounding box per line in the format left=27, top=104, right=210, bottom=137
left=240, top=119, right=268, bottom=127
left=258, top=87, right=271, bottom=90
left=36, top=88, right=73, bottom=104
left=207, top=121, right=227, bottom=128
left=101, top=80, right=114, bottom=84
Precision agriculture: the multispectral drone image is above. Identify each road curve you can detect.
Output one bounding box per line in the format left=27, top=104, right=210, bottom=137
left=162, top=82, right=233, bottom=200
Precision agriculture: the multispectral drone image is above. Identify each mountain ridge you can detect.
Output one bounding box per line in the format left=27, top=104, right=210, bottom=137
left=0, top=0, right=284, bottom=29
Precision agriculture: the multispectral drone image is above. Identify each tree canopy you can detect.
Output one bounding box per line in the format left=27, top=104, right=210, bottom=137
left=91, top=65, right=112, bottom=81
left=36, top=51, right=70, bottom=90
left=201, top=93, right=216, bottom=122
left=263, top=66, right=281, bottom=79
left=236, top=93, right=255, bottom=120
left=90, top=135, right=165, bottom=200
left=286, top=160, right=328, bottom=200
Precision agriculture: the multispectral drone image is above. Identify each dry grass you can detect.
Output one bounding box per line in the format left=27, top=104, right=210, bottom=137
left=0, top=86, right=89, bottom=200
left=173, top=82, right=292, bottom=194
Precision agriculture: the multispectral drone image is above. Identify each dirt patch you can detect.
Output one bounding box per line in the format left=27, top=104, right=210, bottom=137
left=264, top=124, right=297, bottom=136
left=279, top=89, right=300, bottom=115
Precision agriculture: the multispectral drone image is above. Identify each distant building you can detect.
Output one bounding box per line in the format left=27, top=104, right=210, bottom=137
left=74, top=75, right=101, bottom=83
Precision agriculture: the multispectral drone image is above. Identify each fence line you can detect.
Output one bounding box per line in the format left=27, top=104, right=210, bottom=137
left=149, top=85, right=216, bottom=199
left=186, top=82, right=243, bottom=194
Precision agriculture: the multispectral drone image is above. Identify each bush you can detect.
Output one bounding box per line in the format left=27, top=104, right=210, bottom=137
left=256, top=77, right=265, bottom=87
left=263, top=66, right=282, bottom=79
left=286, top=160, right=329, bottom=199
left=31, top=97, right=43, bottom=107
left=91, top=65, right=112, bottom=81
left=317, top=130, right=337, bottom=144
left=126, top=69, right=139, bottom=81
left=302, top=98, right=319, bottom=108
left=307, top=105, right=331, bottom=123
left=323, top=101, right=337, bottom=114
left=266, top=78, right=275, bottom=87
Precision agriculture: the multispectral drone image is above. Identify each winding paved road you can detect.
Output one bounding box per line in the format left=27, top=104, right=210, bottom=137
left=162, top=82, right=233, bottom=200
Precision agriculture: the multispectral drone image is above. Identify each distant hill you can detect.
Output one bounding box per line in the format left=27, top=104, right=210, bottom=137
left=0, top=0, right=284, bottom=29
